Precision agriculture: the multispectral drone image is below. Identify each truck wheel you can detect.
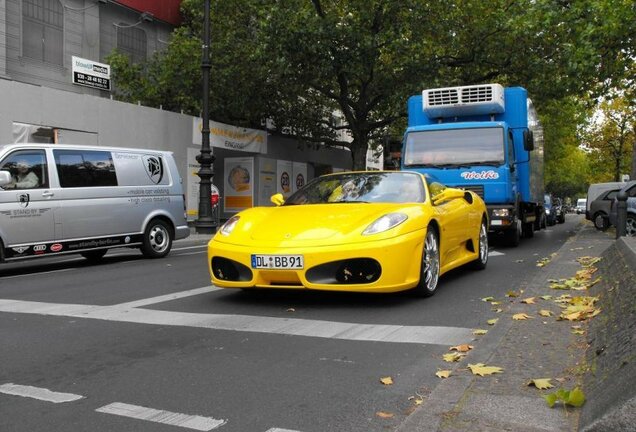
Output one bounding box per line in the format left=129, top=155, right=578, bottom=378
left=593, top=212, right=609, bottom=231
left=141, top=219, right=173, bottom=258
left=81, top=249, right=108, bottom=262
left=470, top=219, right=488, bottom=270
left=413, top=228, right=439, bottom=297
left=522, top=222, right=534, bottom=238
left=504, top=220, right=521, bottom=247
left=626, top=215, right=636, bottom=237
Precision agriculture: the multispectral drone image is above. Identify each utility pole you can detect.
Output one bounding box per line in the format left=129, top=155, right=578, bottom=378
left=195, top=0, right=216, bottom=234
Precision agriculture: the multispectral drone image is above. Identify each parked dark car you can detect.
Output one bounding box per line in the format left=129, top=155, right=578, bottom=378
left=553, top=197, right=566, bottom=224
left=609, top=181, right=636, bottom=236
left=544, top=194, right=557, bottom=226
left=589, top=188, right=621, bottom=230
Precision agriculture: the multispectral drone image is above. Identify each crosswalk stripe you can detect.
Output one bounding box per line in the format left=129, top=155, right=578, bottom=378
left=0, top=383, right=84, bottom=403
left=0, top=298, right=473, bottom=345
left=96, top=402, right=226, bottom=431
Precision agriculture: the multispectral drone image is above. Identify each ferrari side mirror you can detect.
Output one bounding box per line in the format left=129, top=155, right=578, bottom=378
left=271, top=193, right=285, bottom=206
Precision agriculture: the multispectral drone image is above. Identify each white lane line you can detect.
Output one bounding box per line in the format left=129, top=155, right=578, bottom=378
left=0, top=298, right=473, bottom=345
left=488, top=250, right=505, bottom=257
left=0, top=267, right=78, bottom=280
left=96, top=402, right=226, bottom=431
left=172, top=245, right=208, bottom=252
left=115, top=286, right=220, bottom=308
left=0, top=383, right=84, bottom=403
left=266, top=429, right=302, bottom=432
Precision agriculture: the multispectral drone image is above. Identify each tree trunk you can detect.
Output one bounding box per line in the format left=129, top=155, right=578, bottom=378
left=351, top=140, right=368, bottom=171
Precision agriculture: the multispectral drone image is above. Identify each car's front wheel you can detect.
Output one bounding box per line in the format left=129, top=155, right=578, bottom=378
left=141, top=219, right=173, bottom=258
left=413, top=228, right=440, bottom=297
left=471, top=219, right=488, bottom=270
left=626, top=215, right=636, bottom=237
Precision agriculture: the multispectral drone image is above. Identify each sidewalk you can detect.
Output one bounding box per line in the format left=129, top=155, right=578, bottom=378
left=399, top=220, right=632, bottom=432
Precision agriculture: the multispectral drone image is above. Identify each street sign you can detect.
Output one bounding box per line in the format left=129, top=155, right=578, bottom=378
left=71, top=56, right=111, bottom=91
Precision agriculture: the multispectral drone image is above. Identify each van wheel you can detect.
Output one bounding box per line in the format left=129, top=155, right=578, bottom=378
left=141, top=219, right=173, bottom=258
left=413, top=228, right=439, bottom=297
left=81, top=250, right=107, bottom=262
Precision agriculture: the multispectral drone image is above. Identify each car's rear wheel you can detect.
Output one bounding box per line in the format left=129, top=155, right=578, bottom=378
left=471, top=219, right=488, bottom=270
left=80, top=249, right=107, bottom=262
left=593, top=212, right=609, bottom=231
left=626, top=215, right=636, bottom=237
left=413, top=228, right=439, bottom=297
left=141, top=219, right=173, bottom=258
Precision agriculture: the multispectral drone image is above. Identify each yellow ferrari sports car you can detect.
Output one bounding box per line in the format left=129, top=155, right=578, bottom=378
left=207, top=171, right=488, bottom=297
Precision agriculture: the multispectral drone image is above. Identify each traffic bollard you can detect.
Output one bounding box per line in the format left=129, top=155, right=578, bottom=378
left=616, top=190, right=628, bottom=238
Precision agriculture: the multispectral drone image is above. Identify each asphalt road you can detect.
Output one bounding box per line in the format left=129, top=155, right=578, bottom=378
left=0, top=216, right=582, bottom=432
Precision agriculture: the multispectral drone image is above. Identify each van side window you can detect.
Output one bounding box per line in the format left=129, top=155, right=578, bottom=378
left=0, top=150, right=48, bottom=189
left=54, top=150, right=118, bottom=187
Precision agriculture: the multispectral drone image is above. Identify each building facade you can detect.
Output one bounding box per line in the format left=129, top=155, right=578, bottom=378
left=0, top=0, right=352, bottom=221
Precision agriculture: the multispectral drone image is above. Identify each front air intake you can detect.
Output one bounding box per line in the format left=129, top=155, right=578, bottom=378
left=423, top=84, right=505, bottom=118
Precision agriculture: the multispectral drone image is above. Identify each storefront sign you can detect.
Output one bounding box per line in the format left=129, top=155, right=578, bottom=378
left=193, top=118, right=267, bottom=154
left=71, top=56, right=111, bottom=91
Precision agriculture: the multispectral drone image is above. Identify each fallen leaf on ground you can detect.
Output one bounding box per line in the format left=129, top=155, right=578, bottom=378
left=472, top=329, right=488, bottom=335
left=481, top=296, right=495, bottom=302
left=521, top=297, right=536, bottom=304
left=528, top=378, right=554, bottom=390
left=376, top=411, right=394, bottom=418
left=380, top=377, right=393, bottom=385
left=487, top=318, right=499, bottom=325
left=493, top=308, right=503, bottom=313
left=540, top=295, right=553, bottom=300
left=513, top=313, right=532, bottom=320
left=436, top=370, right=451, bottom=379
left=468, top=363, right=503, bottom=376
left=450, top=344, right=473, bottom=352
left=443, top=352, right=465, bottom=362
left=538, top=310, right=553, bottom=317
left=544, top=387, right=586, bottom=408
left=506, top=291, right=519, bottom=298
left=536, top=257, right=551, bottom=267
left=576, top=256, right=601, bottom=267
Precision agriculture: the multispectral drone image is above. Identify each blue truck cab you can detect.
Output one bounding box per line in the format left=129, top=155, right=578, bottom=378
left=402, top=84, right=545, bottom=246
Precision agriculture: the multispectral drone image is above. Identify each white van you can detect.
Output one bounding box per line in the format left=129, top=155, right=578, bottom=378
left=576, top=198, right=587, bottom=215
left=0, top=143, right=189, bottom=263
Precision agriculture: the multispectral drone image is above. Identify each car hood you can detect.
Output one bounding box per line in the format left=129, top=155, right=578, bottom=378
left=214, top=203, right=425, bottom=247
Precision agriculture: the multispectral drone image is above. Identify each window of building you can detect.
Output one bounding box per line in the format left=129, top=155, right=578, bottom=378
left=117, top=26, right=147, bottom=63
left=22, top=0, right=64, bottom=66
left=54, top=150, right=118, bottom=188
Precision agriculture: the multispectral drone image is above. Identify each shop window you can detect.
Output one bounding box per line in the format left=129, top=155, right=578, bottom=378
left=22, top=0, right=63, bottom=66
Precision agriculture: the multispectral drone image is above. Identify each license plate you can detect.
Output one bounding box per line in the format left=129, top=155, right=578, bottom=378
left=251, top=254, right=304, bottom=269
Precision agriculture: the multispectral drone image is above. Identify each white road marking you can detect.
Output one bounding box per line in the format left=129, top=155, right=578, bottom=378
left=0, top=298, right=473, bottom=345
left=172, top=245, right=208, bottom=251
left=96, top=402, right=226, bottom=431
left=115, top=286, right=220, bottom=308
left=0, top=383, right=84, bottom=403
left=488, top=250, right=505, bottom=257
left=0, top=267, right=77, bottom=280
left=265, top=429, right=302, bottom=432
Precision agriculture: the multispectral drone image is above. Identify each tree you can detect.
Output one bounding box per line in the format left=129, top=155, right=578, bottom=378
left=106, top=0, right=636, bottom=169
left=584, top=96, right=635, bottom=181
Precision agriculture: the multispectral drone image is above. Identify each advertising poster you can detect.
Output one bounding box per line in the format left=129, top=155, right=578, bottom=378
left=292, top=162, right=308, bottom=193
left=193, top=118, right=267, bottom=154
left=186, top=148, right=201, bottom=221
left=277, top=160, right=294, bottom=198
left=224, top=157, right=254, bottom=212
left=258, top=157, right=277, bottom=206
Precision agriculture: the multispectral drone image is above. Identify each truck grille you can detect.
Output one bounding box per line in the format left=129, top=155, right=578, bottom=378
left=457, top=184, right=484, bottom=199
left=461, top=86, right=494, bottom=103
left=426, top=88, right=459, bottom=106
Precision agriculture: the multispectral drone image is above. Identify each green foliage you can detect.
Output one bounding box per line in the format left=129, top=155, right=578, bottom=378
left=544, top=387, right=586, bottom=408
left=106, top=0, right=636, bottom=170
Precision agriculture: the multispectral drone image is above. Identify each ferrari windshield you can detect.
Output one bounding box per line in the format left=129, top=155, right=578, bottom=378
left=284, top=172, right=425, bottom=205
left=403, top=127, right=505, bottom=167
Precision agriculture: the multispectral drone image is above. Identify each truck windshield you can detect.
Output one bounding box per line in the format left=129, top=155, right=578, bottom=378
left=403, top=127, right=505, bottom=167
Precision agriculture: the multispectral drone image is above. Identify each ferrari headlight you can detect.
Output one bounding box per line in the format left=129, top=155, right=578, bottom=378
left=219, top=215, right=240, bottom=236
left=363, top=213, right=408, bottom=235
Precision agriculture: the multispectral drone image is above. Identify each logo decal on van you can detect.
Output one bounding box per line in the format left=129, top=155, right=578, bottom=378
left=18, top=193, right=30, bottom=208
left=143, top=156, right=164, bottom=184
left=50, top=243, right=63, bottom=252
left=12, top=246, right=29, bottom=254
